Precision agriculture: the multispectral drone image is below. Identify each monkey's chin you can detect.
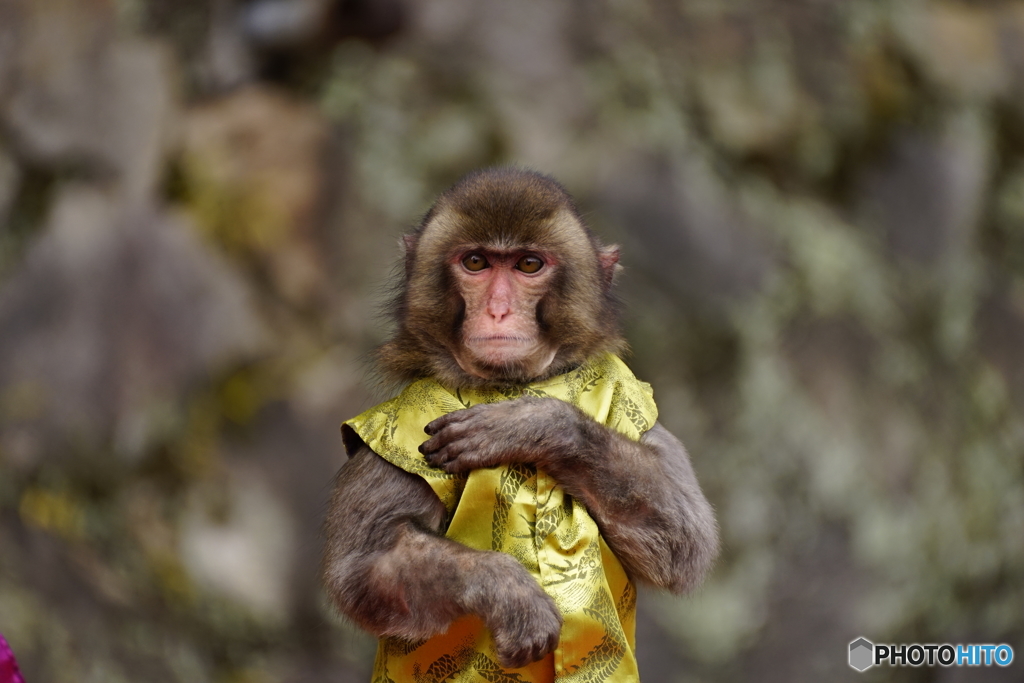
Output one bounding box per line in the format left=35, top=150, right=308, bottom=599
left=454, top=342, right=558, bottom=383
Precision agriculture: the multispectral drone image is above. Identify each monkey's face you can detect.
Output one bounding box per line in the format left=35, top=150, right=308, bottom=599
left=381, top=168, right=626, bottom=388
left=449, top=248, right=559, bottom=380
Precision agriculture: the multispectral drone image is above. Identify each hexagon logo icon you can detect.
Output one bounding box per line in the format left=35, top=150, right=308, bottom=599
left=849, top=637, right=874, bottom=671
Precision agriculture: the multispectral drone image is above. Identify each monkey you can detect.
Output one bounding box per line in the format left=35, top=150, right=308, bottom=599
left=321, top=168, right=718, bottom=682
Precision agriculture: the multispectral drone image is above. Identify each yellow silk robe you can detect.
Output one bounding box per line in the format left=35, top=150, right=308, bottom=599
left=344, top=353, right=658, bottom=683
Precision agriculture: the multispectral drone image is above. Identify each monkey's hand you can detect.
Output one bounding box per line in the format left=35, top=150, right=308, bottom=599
left=420, top=397, right=579, bottom=473
left=468, top=552, right=563, bottom=668
left=423, top=403, right=720, bottom=595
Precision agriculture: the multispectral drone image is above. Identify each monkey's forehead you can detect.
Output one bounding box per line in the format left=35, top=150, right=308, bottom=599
left=417, top=206, right=598, bottom=256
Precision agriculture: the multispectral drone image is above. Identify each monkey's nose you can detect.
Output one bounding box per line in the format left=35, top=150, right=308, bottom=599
left=487, top=299, right=512, bottom=321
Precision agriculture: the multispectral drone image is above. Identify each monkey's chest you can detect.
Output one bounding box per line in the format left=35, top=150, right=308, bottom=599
left=345, top=362, right=657, bottom=681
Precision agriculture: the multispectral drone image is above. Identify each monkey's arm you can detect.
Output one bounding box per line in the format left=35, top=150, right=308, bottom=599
left=574, top=420, right=719, bottom=593
left=321, top=441, right=562, bottom=667
left=420, top=399, right=719, bottom=593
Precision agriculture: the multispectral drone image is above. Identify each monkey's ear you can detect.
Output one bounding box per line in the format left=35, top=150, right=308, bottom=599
left=401, top=233, right=420, bottom=277
left=598, top=245, right=622, bottom=288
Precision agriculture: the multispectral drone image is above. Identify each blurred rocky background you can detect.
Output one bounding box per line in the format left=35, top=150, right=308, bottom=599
left=1, top=0, right=1023, bottom=681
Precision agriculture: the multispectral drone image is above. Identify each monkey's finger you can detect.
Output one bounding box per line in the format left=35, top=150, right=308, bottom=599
left=419, top=422, right=469, bottom=454
left=438, top=451, right=480, bottom=474
left=421, top=447, right=448, bottom=467
left=419, top=444, right=468, bottom=471
left=426, top=406, right=483, bottom=434
left=544, top=629, right=559, bottom=658
left=497, top=638, right=548, bottom=669
left=440, top=458, right=467, bottom=474
left=423, top=417, right=446, bottom=436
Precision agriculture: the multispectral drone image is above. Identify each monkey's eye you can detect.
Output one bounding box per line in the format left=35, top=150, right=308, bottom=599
left=515, top=255, right=544, bottom=274
left=462, top=253, right=490, bottom=272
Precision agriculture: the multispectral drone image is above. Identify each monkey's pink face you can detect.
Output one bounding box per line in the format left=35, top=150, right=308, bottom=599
left=450, top=248, right=559, bottom=380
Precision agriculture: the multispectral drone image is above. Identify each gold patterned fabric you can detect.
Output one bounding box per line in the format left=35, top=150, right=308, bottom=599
left=344, top=353, right=658, bottom=683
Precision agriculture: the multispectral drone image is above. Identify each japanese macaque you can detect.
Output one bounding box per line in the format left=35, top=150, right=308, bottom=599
left=321, top=168, right=718, bottom=681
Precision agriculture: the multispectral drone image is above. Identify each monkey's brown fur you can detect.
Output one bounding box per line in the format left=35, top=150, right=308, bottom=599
left=322, top=168, right=718, bottom=671
left=378, top=168, right=626, bottom=388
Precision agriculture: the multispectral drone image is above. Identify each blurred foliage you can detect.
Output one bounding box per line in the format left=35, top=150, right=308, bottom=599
left=1, top=0, right=1024, bottom=682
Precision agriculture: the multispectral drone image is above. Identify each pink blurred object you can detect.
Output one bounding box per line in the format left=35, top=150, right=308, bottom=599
left=0, top=634, right=25, bottom=683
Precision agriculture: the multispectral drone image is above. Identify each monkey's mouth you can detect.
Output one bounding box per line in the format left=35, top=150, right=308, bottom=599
left=468, top=335, right=530, bottom=343
left=455, top=337, right=557, bottom=381
left=466, top=336, right=537, bottom=357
